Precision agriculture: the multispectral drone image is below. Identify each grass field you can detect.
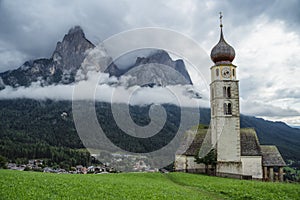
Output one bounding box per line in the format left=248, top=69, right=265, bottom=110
left=0, top=170, right=299, bottom=200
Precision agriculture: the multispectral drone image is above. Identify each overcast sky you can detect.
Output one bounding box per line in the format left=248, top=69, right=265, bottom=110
left=0, top=0, right=300, bottom=126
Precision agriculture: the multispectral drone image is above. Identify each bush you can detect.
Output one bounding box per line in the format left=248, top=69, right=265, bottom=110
left=0, top=155, right=7, bottom=169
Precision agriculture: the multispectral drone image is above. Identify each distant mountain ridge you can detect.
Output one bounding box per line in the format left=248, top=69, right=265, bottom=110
left=0, top=99, right=299, bottom=163
left=0, top=26, right=192, bottom=89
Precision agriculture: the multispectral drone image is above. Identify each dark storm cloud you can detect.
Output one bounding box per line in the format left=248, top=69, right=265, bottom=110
left=0, top=0, right=129, bottom=72
left=267, top=0, right=300, bottom=28
left=1, top=0, right=299, bottom=73
left=0, top=0, right=299, bottom=125
left=215, top=0, right=300, bottom=28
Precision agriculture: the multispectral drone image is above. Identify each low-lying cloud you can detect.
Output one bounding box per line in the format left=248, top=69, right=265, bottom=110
left=0, top=71, right=208, bottom=108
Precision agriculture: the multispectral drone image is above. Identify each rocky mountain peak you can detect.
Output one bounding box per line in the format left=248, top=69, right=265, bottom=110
left=0, top=27, right=192, bottom=89
left=68, top=26, right=84, bottom=35
left=148, top=50, right=171, bottom=62
left=52, top=26, right=94, bottom=63
left=135, top=50, right=171, bottom=66
left=129, top=50, right=192, bottom=85
left=104, top=49, right=192, bottom=86
left=0, top=26, right=96, bottom=87
left=50, top=26, right=95, bottom=83
left=58, top=26, right=86, bottom=46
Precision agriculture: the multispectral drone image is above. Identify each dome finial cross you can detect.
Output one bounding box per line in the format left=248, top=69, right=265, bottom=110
left=219, top=12, right=223, bottom=28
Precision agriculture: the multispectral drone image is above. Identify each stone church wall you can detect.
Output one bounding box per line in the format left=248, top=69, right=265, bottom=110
left=241, top=156, right=263, bottom=179
left=174, top=155, right=205, bottom=173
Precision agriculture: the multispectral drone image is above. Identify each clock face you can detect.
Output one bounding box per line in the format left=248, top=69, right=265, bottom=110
left=221, top=67, right=231, bottom=78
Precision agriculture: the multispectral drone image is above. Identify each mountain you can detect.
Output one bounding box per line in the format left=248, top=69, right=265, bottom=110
left=240, top=115, right=300, bottom=162
left=105, top=50, right=192, bottom=86
left=0, top=25, right=298, bottom=166
left=0, top=99, right=299, bottom=165
left=0, top=26, right=192, bottom=89
left=0, top=26, right=95, bottom=87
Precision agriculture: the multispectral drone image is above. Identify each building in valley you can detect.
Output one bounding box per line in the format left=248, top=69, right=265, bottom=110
left=175, top=14, right=286, bottom=181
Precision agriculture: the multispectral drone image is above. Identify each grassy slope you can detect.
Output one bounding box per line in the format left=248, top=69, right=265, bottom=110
left=0, top=170, right=299, bottom=200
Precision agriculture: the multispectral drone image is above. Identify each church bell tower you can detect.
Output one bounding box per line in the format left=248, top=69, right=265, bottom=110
left=210, top=13, right=242, bottom=175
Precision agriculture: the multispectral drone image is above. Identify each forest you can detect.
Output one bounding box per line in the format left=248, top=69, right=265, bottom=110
left=0, top=99, right=299, bottom=170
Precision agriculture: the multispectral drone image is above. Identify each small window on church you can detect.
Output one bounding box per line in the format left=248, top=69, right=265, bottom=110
left=211, top=88, right=214, bottom=98
left=232, top=69, right=235, bottom=77
left=216, top=68, right=219, bottom=77
left=228, top=103, right=232, bottom=115
left=227, top=87, right=231, bottom=98
left=223, top=87, right=226, bottom=97
left=223, top=103, right=227, bottom=115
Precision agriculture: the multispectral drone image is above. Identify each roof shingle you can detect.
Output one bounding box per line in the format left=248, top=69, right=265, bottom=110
left=261, top=145, right=286, bottom=167
left=240, top=128, right=261, bottom=156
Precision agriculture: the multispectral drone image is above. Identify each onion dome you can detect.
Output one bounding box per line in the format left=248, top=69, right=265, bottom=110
left=210, top=18, right=235, bottom=64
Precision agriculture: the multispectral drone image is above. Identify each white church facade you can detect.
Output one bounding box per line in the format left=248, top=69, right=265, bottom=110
left=175, top=15, right=286, bottom=181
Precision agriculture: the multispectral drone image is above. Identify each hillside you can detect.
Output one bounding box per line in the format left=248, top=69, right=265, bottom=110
left=240, top=115, right=300, bottom=163
left=0, top=99, right=299, bottom=165
left=0, top=170, right=299, bottom=200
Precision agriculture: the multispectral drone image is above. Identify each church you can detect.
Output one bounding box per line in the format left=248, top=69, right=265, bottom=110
left=175, top=14, right=286, bottom=182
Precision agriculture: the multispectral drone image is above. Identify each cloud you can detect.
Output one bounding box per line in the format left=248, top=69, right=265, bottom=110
left=1, top=0, right=300, bottom=72
left=0, top=0, right=130, bottom=72
left=241, top=98, right=300, bottom=117
left=0, top=70, right=208, bottom=108
left=0, top=82, right=73, bottom=100
left=275, top=88, right=300, bottom=99
left=0, top=0, right=300, bottom=125
left=235, top=17, right=300, bottom=123
left=0, top=38, right=209, bottom=110
left=0, top=45, right=28, bottom=72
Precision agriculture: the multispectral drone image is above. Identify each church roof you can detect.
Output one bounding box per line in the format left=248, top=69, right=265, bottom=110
left=176, top=125, right=207, bottom=156
left=210, top=28, right=235, bottom=64
left=176, top=126, right=286, bottom=168
left=240, top=128, right=262, bottom=156
left=210, top=14, right=235, bottom=64
left=260, top=145, right=286, bottom=167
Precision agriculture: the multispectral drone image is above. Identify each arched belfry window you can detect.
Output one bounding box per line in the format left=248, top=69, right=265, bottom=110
left=223, top=103, right=227, bottom=115
left=223, top=86, right=231, bottom=98
left=228, top=103, right=232, bottom=115
left=227, top=87, right=231, bottom=98
left=216, top=68, right=219, bottom=77
left=223, top=86, right=226, bottom=97
left=223, top=102, right=233, bottom=115
left=232, top=69, right=235, bottom=77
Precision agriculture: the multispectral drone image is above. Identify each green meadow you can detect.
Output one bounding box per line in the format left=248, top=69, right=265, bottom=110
left=0, top=170, right=299, bottom=200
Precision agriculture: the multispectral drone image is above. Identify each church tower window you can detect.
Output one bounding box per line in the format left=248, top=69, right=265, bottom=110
left=223, top=102, right=232, bottom=115
left=223, top=86, right=226, bottom=97
left=227, top=87, right=231, bottom=98
left=223, top=103, right=227, bottom=115
left=228, top=103, right=232, bottom=115
left=216, top=68, right=219, bottom=77
left=223, top=87, right=231, bottom=98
